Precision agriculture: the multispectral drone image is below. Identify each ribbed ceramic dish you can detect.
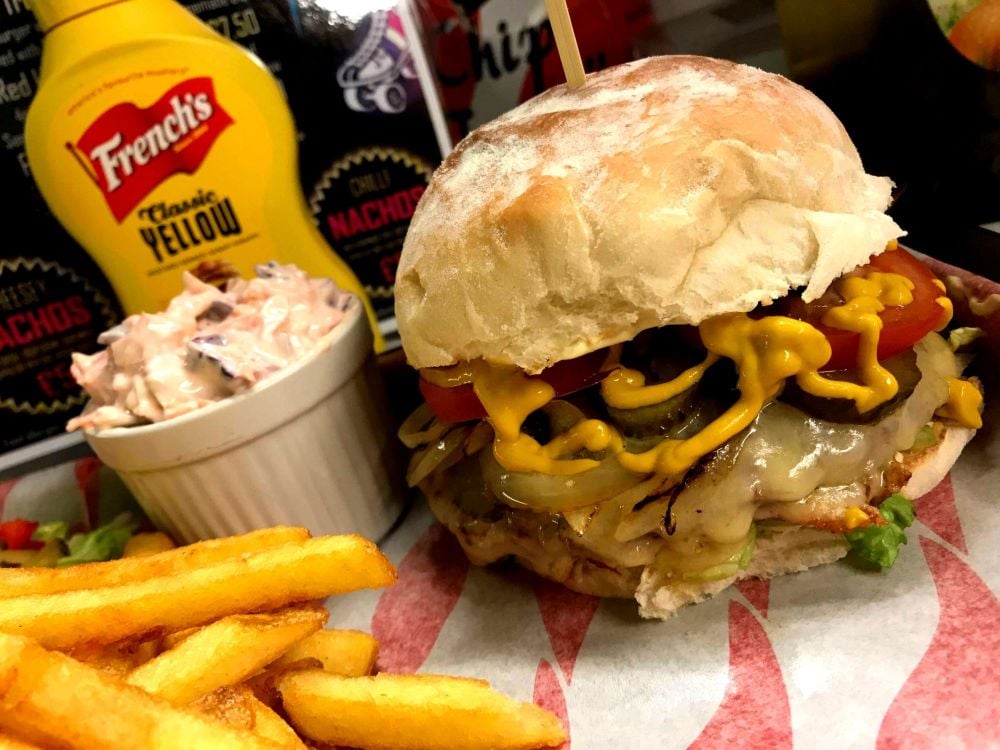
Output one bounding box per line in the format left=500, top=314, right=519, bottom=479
left=84, top=303, right=406, bottom=543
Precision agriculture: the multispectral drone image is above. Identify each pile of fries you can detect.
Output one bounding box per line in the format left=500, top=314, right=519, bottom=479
left=0, top=527, right=566, bottom=749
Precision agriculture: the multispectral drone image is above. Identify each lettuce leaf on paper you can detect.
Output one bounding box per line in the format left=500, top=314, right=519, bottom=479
left=56, top=513, right=139, bottom=567
left=2, top=513, right=140, bottom=568
left=845, top=494, right=916, bottom=569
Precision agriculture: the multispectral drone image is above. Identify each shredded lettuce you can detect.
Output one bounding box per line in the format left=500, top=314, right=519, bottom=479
left=684, top=525, right=757, bottom=582
left=32, top=521, right=70, bottom=543
left=27, top=513, right=139, bottom=568
left=57, top=513, right=138, bottom=567
left=910, top=424, right=939, bottom=452
left=845, top=494, right=915, bottom=569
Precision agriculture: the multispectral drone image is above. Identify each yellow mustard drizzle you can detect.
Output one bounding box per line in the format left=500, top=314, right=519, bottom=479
left=935, top=377, right=983, bottom=429
left=601, top=354, right=720, bottom=409
left=796, top=272, right=912, bottom=413
left=469, top=271, right=918, bottom=480
left=931, top=279, right=954, bottom=331
left=618, top=314, right=837, bottom=475
left=470, top=361, right=623, bottom=475
left=935, top=297, right=954, bottom=330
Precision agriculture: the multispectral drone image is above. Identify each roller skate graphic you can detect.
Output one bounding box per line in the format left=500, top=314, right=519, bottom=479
left=337, top=10, right=417, bottom=114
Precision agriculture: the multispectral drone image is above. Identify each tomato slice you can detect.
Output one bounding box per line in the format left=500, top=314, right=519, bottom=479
left=784, top=249, right=947, bottom=370
left=420, top=348, right=608, bottom=424
left=419, top=378, right=486, bottom=423
left=0, top=519, right=42, bottom=551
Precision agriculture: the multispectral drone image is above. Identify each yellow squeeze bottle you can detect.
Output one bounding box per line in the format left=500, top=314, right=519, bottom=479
left=25, top=0, right=384, bottom=350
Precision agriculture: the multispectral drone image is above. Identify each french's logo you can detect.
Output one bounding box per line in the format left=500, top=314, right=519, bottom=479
left=68, top=77, right=233, bottom=222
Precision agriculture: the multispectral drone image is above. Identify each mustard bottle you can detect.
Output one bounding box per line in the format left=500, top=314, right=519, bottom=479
left=25, top=0, right=384, bottom=350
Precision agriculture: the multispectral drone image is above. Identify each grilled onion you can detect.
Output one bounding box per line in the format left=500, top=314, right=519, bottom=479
left=481, top=400, right=646, bottom=512
left=398, top=403, right=448, bottom=449
left=480, top=448, right=642, bottom=513
left=406, top=426, right=469, bottom=487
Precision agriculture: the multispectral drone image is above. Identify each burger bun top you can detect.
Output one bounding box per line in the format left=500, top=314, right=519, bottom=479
left=395, top=55, right=903, bottom=373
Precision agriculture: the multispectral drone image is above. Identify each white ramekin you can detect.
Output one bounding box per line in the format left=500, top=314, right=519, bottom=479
left=83, top=303, right=407, bottom=544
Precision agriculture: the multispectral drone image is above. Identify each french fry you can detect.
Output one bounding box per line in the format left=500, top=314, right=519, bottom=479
left=0, top=535, right=395, bottom=649
left=194, top=687, right=307, bottom=750
left=0, top=632, right=284, bottom=750
left=271, top=629, right=379, bottom=677
left=191, top=686, right=255, bottom=730
left=70, top=638, right=161, bottom=678
left=124, top=532, right=177, bottom=558
left=279, top=671, right=567, bottom=750
left=0, top=524, right=561, bottom=750
left=128, top=605, right=328, bottom=705
left=245, top=658, right=324, bottom=711
left=160, top=626, right=201, bottom=650
left=0, top=734, right=43, bottom=750
left=242, top=691, right=307, bottom=750
left=0, top=527, right=309, bottom=600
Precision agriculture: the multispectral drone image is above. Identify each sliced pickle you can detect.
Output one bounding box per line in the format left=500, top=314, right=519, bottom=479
left=779, top=350, right=921, bottom=424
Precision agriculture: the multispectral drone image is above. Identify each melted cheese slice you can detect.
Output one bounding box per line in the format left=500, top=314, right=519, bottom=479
left=462, top=270, right=923, bottom=482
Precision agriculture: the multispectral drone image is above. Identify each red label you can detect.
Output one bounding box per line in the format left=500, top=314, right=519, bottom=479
left=71, top=77, right=233, bottom=222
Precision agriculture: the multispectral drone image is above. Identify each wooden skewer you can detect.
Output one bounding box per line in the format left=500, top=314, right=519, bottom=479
left=544, top=0, right=586, bottom=89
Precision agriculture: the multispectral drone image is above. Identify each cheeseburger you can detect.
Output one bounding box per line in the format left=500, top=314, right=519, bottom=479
left=394, top=56, right=984, bottom=618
